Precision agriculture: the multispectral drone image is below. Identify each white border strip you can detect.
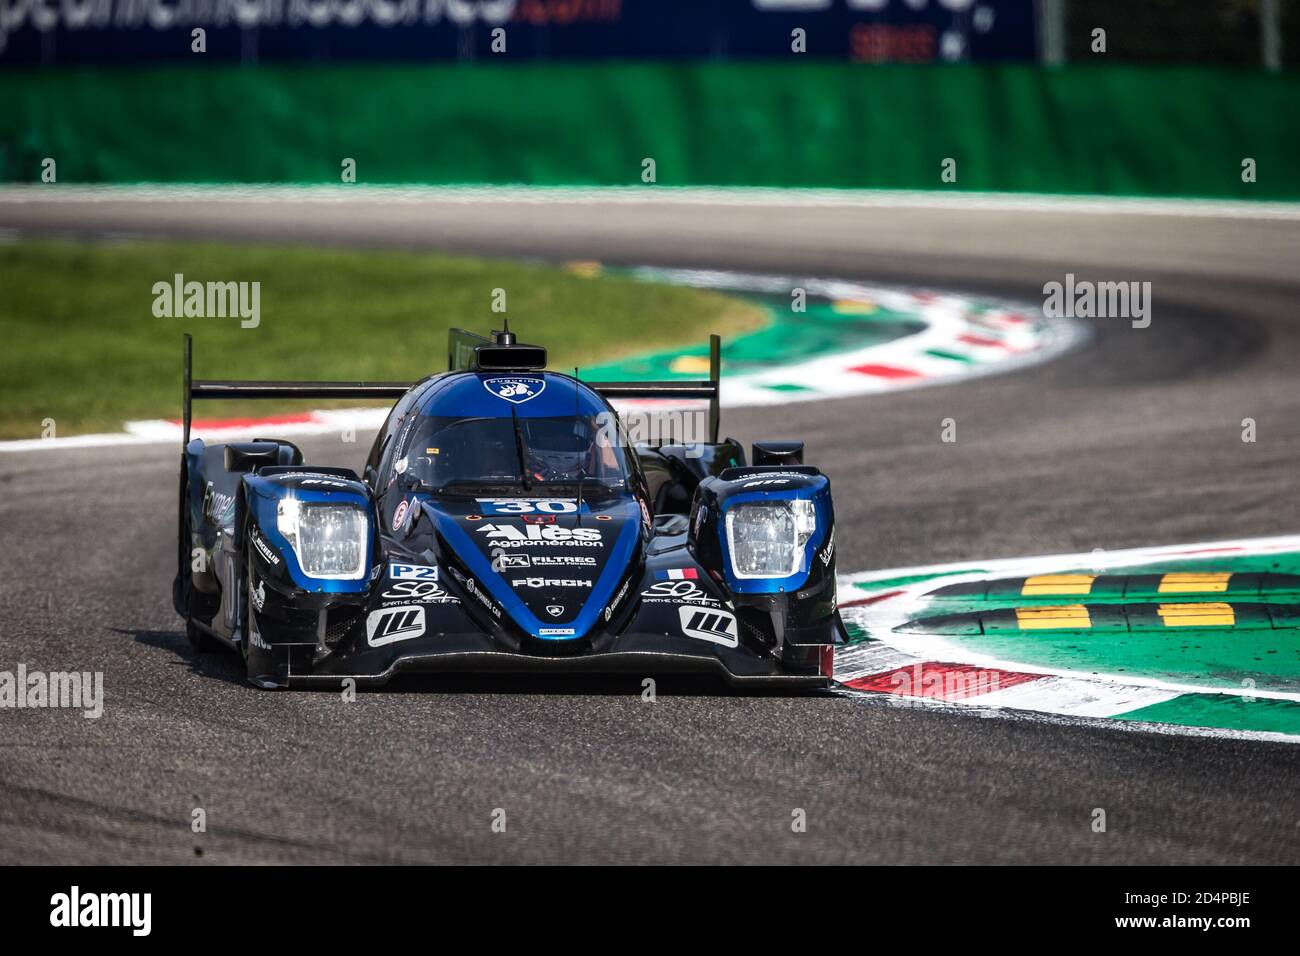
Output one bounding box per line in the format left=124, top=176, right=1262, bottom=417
left=4, top=184, right=1300, bottom=221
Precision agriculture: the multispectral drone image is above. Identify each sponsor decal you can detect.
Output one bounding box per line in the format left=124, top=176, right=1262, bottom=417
left=639, top=498, right=652, bottom=530
left=641, top=580, right=708, bottom=601
left=679, top=606, right=739, bottom=648
left=483, top=376, right=546, bottom=404
left=530, top=555, right=597, bottom=567
left=475, top=498, right=578, bottom=515
left=605, top=575, right=632, bottom=622
left=538, top=627, right=576, bottom=636
left=250, top=530, right=280, bottom=566
left=394, top=456, right=408, bottom=475
left=511, top=578, right=593, bottom=589
left=273, top=472, right=355, bottom=489
left=250, top=579, right=265, bottom=611
left=692, top=506, right=707, bottom=536
left=391, top=499, right=410, bottom=532
left=380, top=580, right=458, bottom=603
left=656, top=568, right=699, bottom=581
left=393, top=412, right=418, bottom=460
left=640, top=580, right=728, bottom=608
left=819, top=528, right=835, bottom=567
left=741, top=477, right=799, bottom=489
left=202, top=481, right=236, bottom=523
left=389, top=562, right=438, bottom=581
left=476, top=523, right=603, bottom=546
left=522, top=514, right=557, bottom=525
left=366, top=606, right=426, bottom=647
left=248, top=621, right=273, bottom=651
left=464, top=578, right=503, bottom=620
left=493, top=553, right=531, bottom=570
left=545, top=605, right=564, bottom=617
left=742, top=471, right=809, bottom=484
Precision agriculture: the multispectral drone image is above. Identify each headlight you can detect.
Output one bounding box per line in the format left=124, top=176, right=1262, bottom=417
left=725, top=499, right=816, bottom=579
left=276, top=499, right=368, bottom=580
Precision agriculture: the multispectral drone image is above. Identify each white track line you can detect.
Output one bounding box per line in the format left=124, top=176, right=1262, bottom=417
left=3, top=184, right=1299, bottom=221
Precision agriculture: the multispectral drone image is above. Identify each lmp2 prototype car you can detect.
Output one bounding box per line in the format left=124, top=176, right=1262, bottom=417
left=173, top=328, right=844, bottom=689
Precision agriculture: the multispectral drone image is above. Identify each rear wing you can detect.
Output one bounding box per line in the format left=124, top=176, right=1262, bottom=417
left=183, top=330, right=722, bottom=446
left=182, top=334, right=410, bottom=446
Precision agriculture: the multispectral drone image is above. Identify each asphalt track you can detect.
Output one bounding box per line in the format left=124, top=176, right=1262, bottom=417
left=2, top=194, right=1300, bottom=863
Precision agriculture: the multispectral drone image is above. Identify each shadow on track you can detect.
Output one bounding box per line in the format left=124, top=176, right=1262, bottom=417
left=115, top=627, right=831, bottom=698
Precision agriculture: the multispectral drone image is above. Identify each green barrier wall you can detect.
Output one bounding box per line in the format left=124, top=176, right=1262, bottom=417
left=2, top=62, right=1296, bottom=198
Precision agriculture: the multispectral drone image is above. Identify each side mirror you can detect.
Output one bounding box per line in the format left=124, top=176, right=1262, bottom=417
left=224, top=440, right=300, bottom=473
left=752, top=440, right=804, bottom=467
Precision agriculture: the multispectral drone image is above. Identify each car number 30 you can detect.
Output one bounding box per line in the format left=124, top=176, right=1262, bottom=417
left=481, top=499, right=577, bottom=514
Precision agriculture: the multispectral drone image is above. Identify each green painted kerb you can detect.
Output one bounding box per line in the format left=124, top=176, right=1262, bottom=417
left=3, top=62, right=1298, bottom=199
left=580, top=286, right=919, bottom=383
left=1117, top=694, right=1300, bottom=737
left=885, top=550, right=1300, bottom=695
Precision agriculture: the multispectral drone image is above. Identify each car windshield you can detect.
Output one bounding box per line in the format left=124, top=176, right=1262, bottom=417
left=396, top=414, right=630, bottom=493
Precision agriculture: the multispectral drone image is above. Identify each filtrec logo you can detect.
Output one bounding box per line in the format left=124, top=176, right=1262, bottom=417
left=50, top=886, right=151, bottom=936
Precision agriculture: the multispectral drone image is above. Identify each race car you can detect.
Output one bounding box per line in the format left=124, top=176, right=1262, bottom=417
left=172, top=327, right=844, bottom=689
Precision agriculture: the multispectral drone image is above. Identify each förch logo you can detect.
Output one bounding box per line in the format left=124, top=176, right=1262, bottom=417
left=50, top=886, right=151, bottom=936
left=152, top=273, right=260, bottom=329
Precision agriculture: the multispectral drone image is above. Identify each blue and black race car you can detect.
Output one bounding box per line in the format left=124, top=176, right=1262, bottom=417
left=173, top=328, right=843, bottom=689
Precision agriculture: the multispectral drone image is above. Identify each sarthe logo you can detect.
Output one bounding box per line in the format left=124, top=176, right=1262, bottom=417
left=50, top=886, right=151, bottom=936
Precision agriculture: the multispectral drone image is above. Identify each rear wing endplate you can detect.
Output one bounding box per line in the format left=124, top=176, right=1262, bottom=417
left=584, top=331, right=721, bottom=444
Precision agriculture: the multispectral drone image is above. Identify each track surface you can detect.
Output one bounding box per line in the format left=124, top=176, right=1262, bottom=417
left=2, top=196, right=1300, bottom=863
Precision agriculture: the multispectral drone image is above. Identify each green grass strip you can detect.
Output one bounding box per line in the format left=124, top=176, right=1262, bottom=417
left=0, top=239, right=763, bottom=439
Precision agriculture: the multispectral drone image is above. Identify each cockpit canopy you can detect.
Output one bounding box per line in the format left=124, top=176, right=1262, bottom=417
left=401, top=414, right=629, bottom=492
left=388, top=372, right=633, bottom=494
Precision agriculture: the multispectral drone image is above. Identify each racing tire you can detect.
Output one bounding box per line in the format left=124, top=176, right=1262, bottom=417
left=181, top=502, right=220, bottom=654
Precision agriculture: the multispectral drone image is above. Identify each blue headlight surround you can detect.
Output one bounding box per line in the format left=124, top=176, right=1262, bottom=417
left=716, top=477, right=832, bottom=595
left=245, top=478, right=374, bottom=595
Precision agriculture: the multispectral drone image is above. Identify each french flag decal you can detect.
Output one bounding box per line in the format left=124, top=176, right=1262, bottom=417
left=657, top=568, right=699, bottom=580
